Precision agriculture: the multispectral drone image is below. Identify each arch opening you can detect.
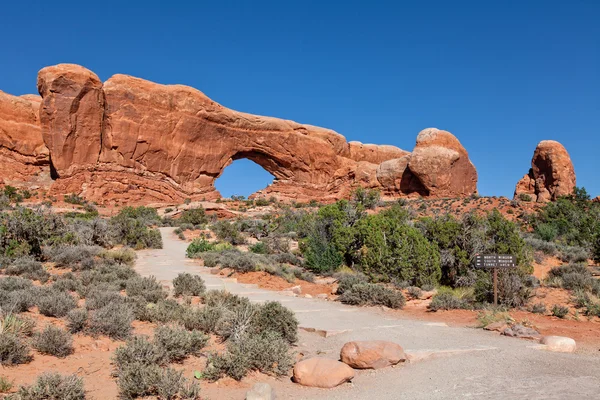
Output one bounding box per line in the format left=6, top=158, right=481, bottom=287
left=214, top=158, right=275, bottom=199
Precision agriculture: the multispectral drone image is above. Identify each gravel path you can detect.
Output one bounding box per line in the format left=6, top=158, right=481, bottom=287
left=135, top=228, right=600, bottom=400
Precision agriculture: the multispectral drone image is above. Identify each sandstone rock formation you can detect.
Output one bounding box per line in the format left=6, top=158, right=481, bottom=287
left=2, top=63, right=479, bottom=204
left=292, top=358, right=355, bottom=388
left=340, top=340, right=406, bottom=369
left=0, top=91, right=49, bottom=186
left=514, top=140, right=576, bottom=202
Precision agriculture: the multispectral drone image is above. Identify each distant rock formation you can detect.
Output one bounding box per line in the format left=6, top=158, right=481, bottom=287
left=2, top=63, right=480, bottom=204
left=514, top=140, right=576, bottom=202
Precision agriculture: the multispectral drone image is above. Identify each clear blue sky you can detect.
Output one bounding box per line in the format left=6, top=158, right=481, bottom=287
left=2, top=1, right=598, bottom=198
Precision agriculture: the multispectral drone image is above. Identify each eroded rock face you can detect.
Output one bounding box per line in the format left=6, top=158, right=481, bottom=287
left=0, top=63, right=480, bottom=204
left=514, top=140, right=576, bottom=202
left=0, top=90, right=50, bottom=186
left=340, top=340, right=406, bottom=369
left=292, top=358, right=354, bottom=388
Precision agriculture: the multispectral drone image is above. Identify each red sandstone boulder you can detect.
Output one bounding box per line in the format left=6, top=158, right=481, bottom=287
left=340, top=340, right=406, bottom=369
left=514, top=140, right=576, bottom=202
left=407, top=128, right=478, bottom=197
left=293, top=357, right=354, bottom=388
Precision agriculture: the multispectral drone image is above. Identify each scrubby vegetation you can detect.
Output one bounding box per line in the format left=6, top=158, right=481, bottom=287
left=8, top=372, right=86, bottom=400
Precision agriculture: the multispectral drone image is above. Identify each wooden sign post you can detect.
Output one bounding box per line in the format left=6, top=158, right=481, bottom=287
left=474, top=254, right=517, bottom=306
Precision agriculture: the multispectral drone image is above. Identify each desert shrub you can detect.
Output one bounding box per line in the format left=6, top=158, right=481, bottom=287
left=32, top=325, right=73, bottom=358
left=126, top=276, right=167, bottom=303
left=519, top=193, right=532, bottom=202
left=339, top=283, right=405, bottom=309
left=0, top=333, right=31, bottom=365
left=406, top=286, right=423, bottom=299
left=172, top=273, right=206, bottom=297
left=180, top=306, right=224, bottom=334
left=66, top=309, right=88, bottom=333
left=530, top=302, right=547, bottom=314
left=249, top=241, right=268, bottom=254
left=115, top=363, right=199, bottom=400
left=64, top=193, right=86, bottom=205
left=44, top=245, right=102, bottom=269
left=213, top=250, right=269, bottom=273
left=216, top=300, right=257, bottom=341
left=5, top=257, right=49, bottom=282
left=551, top=304, right=569, bottom=318
left=561, top=272, right=594, bottom=291
left=52, top=275, right=82, bottom=293
left=88, top=302, right=134, bottom=339
left=200, top=251, right=220, bottom=268
left=524, top=237, right=558, bottom=256
left=100, top=247, right=136, bottom=265
left=110, top=207, right=163, bottom=249
left=85, top=289, right=126, bottom=310
left=211, top=221, right=246, bottom=245
left=116, top=362, right=162, bottom=399
left=335, top=273, right=368, bottom=295
left=292, top=267, right=314, bottom=282
left=36, top=290, right=77, bottom=317
left=139, top=299, right=186, bottom=323
left=270, top=252, right=302, bottom=267
left=179, top=207, right=208, bottom=226
left=558, top=245, right=590, bottom=263
left=204, top=331, right=292, bottom=381
left=0, top=288, right=36, bottom=313
left=153, top=325, right=208, bottom=363
left=0, top=376, right=12, bottom=393
left=10, top=372, right=85, bottom=400
left=429, top=292, right=470, bottom=311
left=186, top=238, right=215, bottom=258
left=0, top=276, right=33, bottom=292
left=113, top=335, right=165, bottom=371
left=251, top=301, right=298, bottom=344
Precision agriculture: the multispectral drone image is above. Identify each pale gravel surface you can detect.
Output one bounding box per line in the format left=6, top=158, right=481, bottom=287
left=135, top=228, right=600, bottom=400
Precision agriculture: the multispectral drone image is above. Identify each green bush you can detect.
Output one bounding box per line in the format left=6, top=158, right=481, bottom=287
left=110, top=207, right=163, bottom=250
left=10, top=372, right=85, bottom=400
left=88, top=302, right=134, bottom=339
left=173, top=273, right=206, bottom=297
left=251, top=301, right=298, bottom=344
left=32, top=325, right=74, bottom=358
left=354, top=207, right=441, bottom=286
left=249, top=241, right=268, bottom=254
left=551, top=304, right=569, bottom=318
left=351, top=187, right=381, bottom=210
left=179, top=207, right=208, bottom=226
left=0, top=333, right=31, bottom=365
left=211, top=221, right=246, bottom=245
left=339, top=283, right=405, bottom=309
left=66, top=309, right=88, bottom=333
left=36, top=290, right=77, bottom=317
left=186, top=238, right=215, bottom=258
left=138, top=299, right=185, bottom=323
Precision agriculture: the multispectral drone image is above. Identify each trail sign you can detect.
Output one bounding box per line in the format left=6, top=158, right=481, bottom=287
left=475, top=254, right=517, bottom=269
left=473, top=254, right=517, bottom=306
